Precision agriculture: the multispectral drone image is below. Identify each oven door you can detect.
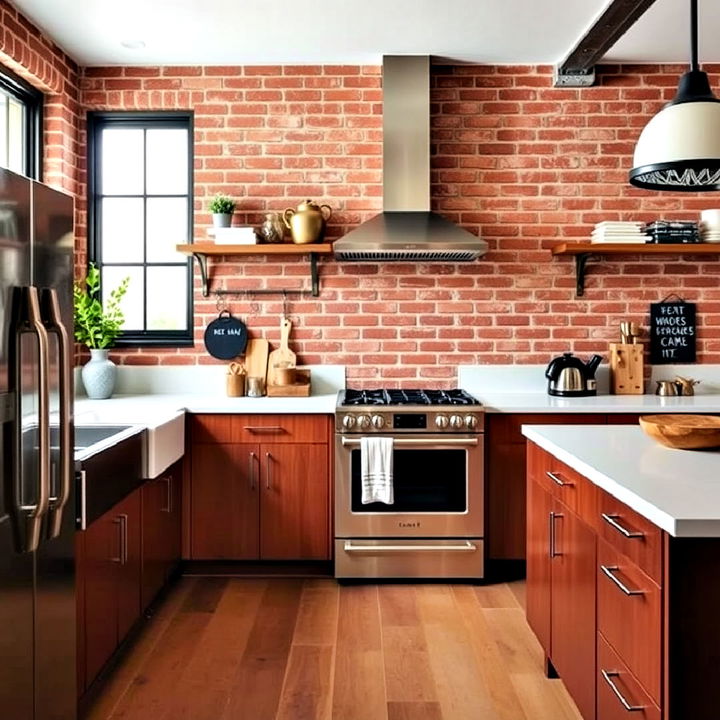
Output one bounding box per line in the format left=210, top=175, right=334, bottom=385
left=334, top=433, right=483, bottom=538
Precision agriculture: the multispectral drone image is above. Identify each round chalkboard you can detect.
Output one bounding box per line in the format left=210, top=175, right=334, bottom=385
left=204, top=310, right=248, bottom=360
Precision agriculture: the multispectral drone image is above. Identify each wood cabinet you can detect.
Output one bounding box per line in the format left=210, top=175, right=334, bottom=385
left=597, top=538, right=661, bottom=704
left=78, top=462, right=184, bottom=696
left=526, top=473, right=552, bottom=651
left=189, top=414, right=331, bottom=561
left=259, top=443, right=329, bottom=559
left=486, top=413, right=605, bottom=561
left=527, top=438, right=720, bottom=720
left=191, top=442, right=259, bottom=559
left=526, top=442, right=597, bottom=720
left=551, top=503, right=596, bottom=720
left=597, top=635, right=661, bottom=720
left=141, top=463, right=183, bottom=608
left=79, top=487, right=141, bottom=693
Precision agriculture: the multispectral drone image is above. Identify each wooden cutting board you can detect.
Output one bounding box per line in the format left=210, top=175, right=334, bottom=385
left=244, top=338, right=269, bottom=381
left=266, top=317, right=296, bottom=386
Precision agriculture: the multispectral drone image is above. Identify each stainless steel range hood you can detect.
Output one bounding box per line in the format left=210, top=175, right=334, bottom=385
left=333, top=55, right=488, bottom=262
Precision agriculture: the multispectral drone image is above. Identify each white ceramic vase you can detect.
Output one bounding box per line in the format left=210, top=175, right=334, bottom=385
left=81, top=348, right=117, bottom=400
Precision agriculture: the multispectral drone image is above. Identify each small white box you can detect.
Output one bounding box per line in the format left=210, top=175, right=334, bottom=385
left=207, top=227, right=257, bottom=244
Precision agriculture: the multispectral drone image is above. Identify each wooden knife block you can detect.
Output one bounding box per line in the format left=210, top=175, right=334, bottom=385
left=609, top=343, right=644, bottom=395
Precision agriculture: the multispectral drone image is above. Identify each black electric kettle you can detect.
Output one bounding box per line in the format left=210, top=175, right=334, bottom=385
left=545, top=353, right=602, bottom=397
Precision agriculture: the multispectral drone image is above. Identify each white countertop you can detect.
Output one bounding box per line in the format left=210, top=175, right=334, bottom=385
left=475, top=392, right=720, bottom=413
left=74, top=392, right=339, bottom=423
left=460, top=364, right=720, bottom=413
left=74, top=364, right=345, bottom=425
left=522, top=424, right=720, bottom=538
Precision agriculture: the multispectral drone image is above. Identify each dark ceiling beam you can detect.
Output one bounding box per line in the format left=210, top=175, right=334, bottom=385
left=554, top=0, right=659, bottom=87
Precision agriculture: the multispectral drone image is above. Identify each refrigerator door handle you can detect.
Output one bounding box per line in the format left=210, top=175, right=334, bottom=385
left=15, top=286, right=52, bottom=553
left=40, top=288, right=72, bottom=539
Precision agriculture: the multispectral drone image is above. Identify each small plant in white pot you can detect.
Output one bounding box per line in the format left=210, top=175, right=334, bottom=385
left=209, top=193, right=236, bottom=228
left=73, top=264, right=129, bottom=399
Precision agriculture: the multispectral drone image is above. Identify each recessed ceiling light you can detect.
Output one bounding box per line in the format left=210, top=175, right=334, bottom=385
left=120, top=40, right=146, bottom=50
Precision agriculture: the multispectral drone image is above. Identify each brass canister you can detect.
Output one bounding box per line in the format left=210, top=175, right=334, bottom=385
left=282, top=199, right=332, bottom=244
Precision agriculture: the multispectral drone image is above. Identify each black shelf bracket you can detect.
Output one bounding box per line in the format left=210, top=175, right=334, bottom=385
left=191, top=251, right=322, bottom=298
left=575, top=253, right=592, bottom=297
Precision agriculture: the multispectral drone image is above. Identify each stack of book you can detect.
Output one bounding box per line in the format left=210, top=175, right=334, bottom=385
left=645, top=220, right=699, bottom=244
left=590, top=221, right=647, bottom=244
left=207, top=226, right=257, bottom=244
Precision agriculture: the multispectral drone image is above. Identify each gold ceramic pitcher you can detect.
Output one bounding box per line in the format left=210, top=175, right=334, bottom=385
left=282, top=199, right=332, bottom=244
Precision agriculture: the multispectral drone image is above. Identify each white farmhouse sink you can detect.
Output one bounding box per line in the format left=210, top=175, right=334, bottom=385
left=74, top=409, right=185, bottom=479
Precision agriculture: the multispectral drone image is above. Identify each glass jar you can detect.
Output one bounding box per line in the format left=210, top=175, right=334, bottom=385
left=258, top=212, right=285, bottom=243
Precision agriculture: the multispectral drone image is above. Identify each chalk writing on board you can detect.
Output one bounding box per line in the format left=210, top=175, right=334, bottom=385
left=649, top=302, right=696, bottom=364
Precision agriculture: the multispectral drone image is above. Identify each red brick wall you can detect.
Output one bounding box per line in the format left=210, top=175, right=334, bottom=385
left=0, top=0, right=81, bottom=196
left=78, top=62, right=720, bottom=385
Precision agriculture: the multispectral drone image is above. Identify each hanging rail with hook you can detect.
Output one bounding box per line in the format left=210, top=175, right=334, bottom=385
left=175, top=242, right=333, bottom=298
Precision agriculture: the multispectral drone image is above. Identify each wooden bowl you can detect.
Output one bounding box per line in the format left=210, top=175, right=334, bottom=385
left=639, top=414, right=720, bottom=450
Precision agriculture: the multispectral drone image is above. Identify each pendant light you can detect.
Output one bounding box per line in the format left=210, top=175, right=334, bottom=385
left=629, top=0, right=720, bottom=191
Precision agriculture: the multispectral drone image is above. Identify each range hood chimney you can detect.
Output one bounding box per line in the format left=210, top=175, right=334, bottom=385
left=333, top=56, right=488, bottom=261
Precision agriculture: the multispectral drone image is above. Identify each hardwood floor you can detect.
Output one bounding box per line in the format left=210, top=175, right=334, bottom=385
left=83, top=578, right=582, bottom=720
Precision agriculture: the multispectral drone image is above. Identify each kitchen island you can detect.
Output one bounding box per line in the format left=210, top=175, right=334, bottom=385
left=522, top=424, right=720, bottom=720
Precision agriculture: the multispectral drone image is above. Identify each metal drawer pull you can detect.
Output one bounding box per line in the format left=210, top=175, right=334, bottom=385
left=341, top=437, right=478, bottom=447
left=601, top=565, right=645, bottom=596
left=601, top=670, right=646, bottom=712
left=546, top=471, right=572, bottom=487
left=248, top=451, right=257, bottom=490
left=601, top=513, right=644, bottom=539
left=549, top=512, right=563, bottom=558
left=112, top=514, right=128, bottom=565
left=243, top=426, right=288, bottom=433
left=265, top=452, right=272, bottom=489
left=344, top=541, right=477, bottom=553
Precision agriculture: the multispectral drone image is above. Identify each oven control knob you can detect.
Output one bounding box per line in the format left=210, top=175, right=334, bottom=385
left=449, top=414, right=464, bottom=429
left=357, top=414, right=371, bottom=430
left=464, top=414, right=478, bottom=430
left=435, top=414, right=449, bottom=429
left=342, top=415, right=356, bottom=430
left=371, top=415, right=385, bottom=430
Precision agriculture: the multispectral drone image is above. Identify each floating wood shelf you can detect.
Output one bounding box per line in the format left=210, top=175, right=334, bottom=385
left=176, top=243, right=334, bottom=297
left=551, top=242, right=720, bottom=296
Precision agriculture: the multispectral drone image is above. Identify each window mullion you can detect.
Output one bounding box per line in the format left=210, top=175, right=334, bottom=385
left=89, top=112, right=193, bottom=346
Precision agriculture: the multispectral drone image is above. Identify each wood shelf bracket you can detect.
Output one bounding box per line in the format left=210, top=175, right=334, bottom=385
left=190, top=250, right=322, bottom=298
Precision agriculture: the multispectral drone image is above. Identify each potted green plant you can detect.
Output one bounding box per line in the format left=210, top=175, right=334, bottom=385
left=209, top=193, right=236, bottom=228
left=73, top=263, right=130, bottom=399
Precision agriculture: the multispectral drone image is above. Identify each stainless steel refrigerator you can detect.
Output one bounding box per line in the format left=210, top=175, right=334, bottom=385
left=0, top=168, right=76, bottom=720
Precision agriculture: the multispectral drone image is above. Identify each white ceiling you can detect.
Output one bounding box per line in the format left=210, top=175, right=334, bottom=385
left=10, top=0, right=720, bottom=67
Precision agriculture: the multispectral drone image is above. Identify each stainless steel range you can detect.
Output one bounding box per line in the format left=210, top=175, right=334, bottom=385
left=334, top=388, right=484, bottom=579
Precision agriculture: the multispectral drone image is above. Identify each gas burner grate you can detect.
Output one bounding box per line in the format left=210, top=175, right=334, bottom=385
left=341, top=388, right=480, bottom=407
left=341, top=389, right=388, bottom=406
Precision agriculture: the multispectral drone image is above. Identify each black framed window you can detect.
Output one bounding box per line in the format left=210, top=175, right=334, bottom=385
left=88, top=112, right=194, bottom=346
left=0, top=67, right=42, bottom=179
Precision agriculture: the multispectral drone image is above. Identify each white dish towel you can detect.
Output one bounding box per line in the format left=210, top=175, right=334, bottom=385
left=360, top=436, right=394, bottom=505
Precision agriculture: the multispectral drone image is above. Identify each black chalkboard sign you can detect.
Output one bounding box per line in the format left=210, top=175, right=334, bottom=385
left=649, top=301, right=696, bottom=363
left=203, top=310, right=248, bottom=360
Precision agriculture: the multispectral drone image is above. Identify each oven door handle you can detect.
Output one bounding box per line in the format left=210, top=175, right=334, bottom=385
left=340, top=437, right=479, bottom=447
left=343, top=541, right=478, bottom=552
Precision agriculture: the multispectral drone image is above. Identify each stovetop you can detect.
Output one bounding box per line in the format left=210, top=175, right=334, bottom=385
left=340, top=388, right=480, bottom=407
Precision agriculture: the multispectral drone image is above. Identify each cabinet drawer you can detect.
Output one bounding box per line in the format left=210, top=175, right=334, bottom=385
left=233, top=414, right=329, bottom=443
left=191, top=414, right=234, bottom=443
left=598, top=634, right=661, bottom=720
left=529, top=445, right=596, bottom=524
left=597, top=539, right=661, bottom=704
left=597, top=488, right=663, bottom=584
